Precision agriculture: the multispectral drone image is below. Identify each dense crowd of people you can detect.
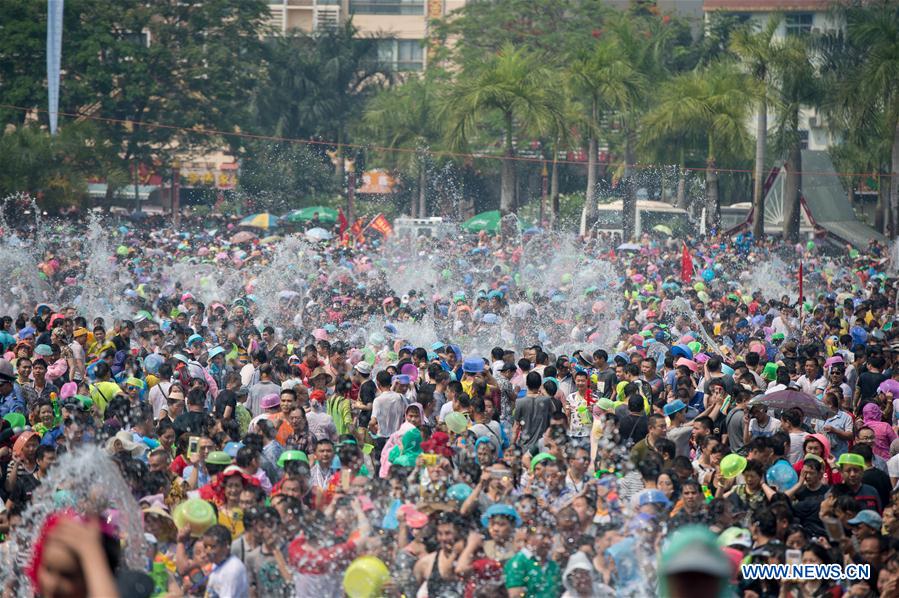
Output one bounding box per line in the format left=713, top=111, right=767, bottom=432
left=0, top=214, right=898, bottom=597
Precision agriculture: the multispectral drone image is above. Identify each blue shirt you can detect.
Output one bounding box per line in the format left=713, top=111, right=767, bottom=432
left=0, top=390, right=24, bottom=418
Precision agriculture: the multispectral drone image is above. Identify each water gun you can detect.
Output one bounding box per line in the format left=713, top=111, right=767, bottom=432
left=701, top=485, right=714, bottom=503
left=49, top=391, right=61, bottom=424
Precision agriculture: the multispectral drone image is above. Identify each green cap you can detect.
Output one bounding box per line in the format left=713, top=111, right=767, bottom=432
left=73, top=394, right=94, bottom=410
left=595, top=398, right=616, bottom=413
left=771, top=332, right=785, bottom=341
left=277, top=450, right=309, bottom=468
left=206, top=451, right=232, bottom=466
left=762, top=362, right=778, bottom=382
left=530, top=452, right=557, bottom=472
left=719, top=454, right=747, bottom=479
left=124, top=377, right=145, bottom=389
left=837, top=453, right=865, bottom=469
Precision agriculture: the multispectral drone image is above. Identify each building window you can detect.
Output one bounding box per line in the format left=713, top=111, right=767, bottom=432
left=375, top=39, right=424, bottom=71
left=349, top=0, right=424, bottom=16
left=798, top=130, right=809, bottom=150
left=785, top=13, right=813, bottom=36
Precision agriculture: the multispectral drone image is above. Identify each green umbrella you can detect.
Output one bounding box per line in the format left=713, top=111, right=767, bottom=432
left=282, top=206, right=339, bottom=224
left=461, top=210, right=530, bottom=234
left=652, top=224, right=673, bottom=236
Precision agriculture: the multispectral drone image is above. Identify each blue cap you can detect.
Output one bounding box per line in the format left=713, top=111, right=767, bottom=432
left=481, top=504, right=522, bottom=528
left=637, top=489, right=671, bottom=508
left=187, top=334, right=203, bottom=346
left=430, top=342, right=445, bottom=351
left=462, top=357, right=484, bottom=374
left=482, top=313, right=498, bottom=325
left=663, top=399, right=687, bottom=417
left=208, top=346, right=225, bottom=359
left=847, top=510, right=882, bottom=528
left=447, top=483, right=473, bottom=502
left=223, top=441, right=244, bottom=458
left=143, top=353, right=164, bottom=374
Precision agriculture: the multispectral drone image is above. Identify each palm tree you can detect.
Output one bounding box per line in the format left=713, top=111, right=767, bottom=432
left=843, top=2, right=899, bottom=236
left=567, top=36, right=645, bottom=235
left=360, top=71, right=445, bottom=217
left=440, top=43, right=561, bottom=213
left=606, top=13, right=676, bottom=239
left=641, top=62, right=752, bottom=232
left=769, top=36, right=821, bottom=242
left=254, top=22, right=391, bottom=188
left=730, top=15, right=782, bottom=239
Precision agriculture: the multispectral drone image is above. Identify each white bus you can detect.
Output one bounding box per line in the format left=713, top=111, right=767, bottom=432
left=591, top=200, right=691, bottom=237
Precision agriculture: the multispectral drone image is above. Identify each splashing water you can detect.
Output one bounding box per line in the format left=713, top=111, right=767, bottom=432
left=743, top=254, right=791, bottom=301
left=0, top=445, right=149, bottom=594
left=666, top=297, right=723, bottom=356
left=74, top=211, right=132, bottom=322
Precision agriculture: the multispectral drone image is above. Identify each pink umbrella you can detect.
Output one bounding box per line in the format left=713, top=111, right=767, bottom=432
left=878, top=379, right=899, bottom=396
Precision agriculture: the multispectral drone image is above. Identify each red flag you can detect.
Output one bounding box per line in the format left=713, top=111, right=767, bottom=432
left=369, top=213, right=393, bottom=237
left=350, top=219, right=364, bottom=243
left=680, top=242, right=694, bottom=284
left=798, top=262, right=804, bottom=303
left=337, top=208, right=348, bottom=236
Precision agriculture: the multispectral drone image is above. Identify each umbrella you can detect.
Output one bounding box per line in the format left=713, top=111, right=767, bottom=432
left=617, top=242, right=642, bottom=251
left=259, top=235, right=283, bottom=245
left=461, top=210, right=531, bottom=234
left=239, top=213, right=278, bottom=229
left=750, top=389, right=833, bottom=419
left=652, top=224, right=673, bottom=236
left=281, top=206, right=339, bottom=224
left=230, top=231, right=257, bottom=244
left=305, top=227, right=333, bottom=241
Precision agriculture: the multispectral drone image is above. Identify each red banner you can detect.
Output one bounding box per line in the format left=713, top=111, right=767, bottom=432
left=369, top=213, right=393, bottom=237
left=681, top=242, right=694, bottom=284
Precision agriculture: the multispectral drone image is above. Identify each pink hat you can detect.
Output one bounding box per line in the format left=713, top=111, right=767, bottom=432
left=630, top=334, right=643, bottom=347
left=694, top=353, right=710, bottom=364
left=397, top=504, right=429, bottom=528
left=675, top=357, right=698, bottom=373
left=824, top=356, right=844, bottom=369
left=60, top=381, right=78, bottom=400
left=401, top=363, right=419, bottom=382
left=260, top=394, right=281, bottom=410
left=312, top=328, right=328, bottom=341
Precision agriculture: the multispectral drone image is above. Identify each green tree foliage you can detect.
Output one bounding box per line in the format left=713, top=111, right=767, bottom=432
left=641, top=62, right=752, bottom=231
left=0, top=0, right=270, bottom=209
left=0, top=123, right=123, bottom=210
left=439, top=44, right=561, bottom=213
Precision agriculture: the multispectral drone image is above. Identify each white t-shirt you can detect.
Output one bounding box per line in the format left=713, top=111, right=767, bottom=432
left=437, top=401, right=455, bottom=423
left=565, top=392, right=591, bottom=437
left=887, top=453, right=899, bottom=488
left=796, top=375, right=827, bottom=397
left=206, top=555, right=249, bottom=598
left=68, top=341, right=86, bottom=381
left=148, top=381, right=172, bottom=420
left=787, top=431, right=807, bottom=464
left=748, top=416, right=781, bottom=438
left=371, top=391, right=407, bottom=437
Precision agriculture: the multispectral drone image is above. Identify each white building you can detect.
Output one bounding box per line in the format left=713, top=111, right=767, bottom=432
left=703, top=0, right=840, bottom=151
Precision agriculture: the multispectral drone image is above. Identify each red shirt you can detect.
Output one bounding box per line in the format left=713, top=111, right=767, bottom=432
left=288, top=535, right=356, bottom=575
